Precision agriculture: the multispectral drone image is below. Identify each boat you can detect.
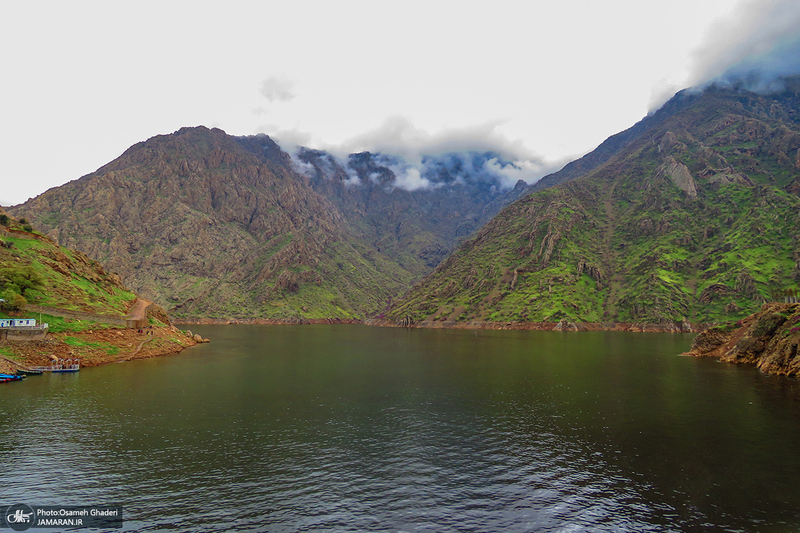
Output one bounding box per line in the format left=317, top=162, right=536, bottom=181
left=28, top=365, right=80, bottom=373
left=15, top=368, right=43, bottom=376
left=28, top=359, right=80, bottom=373
left=0, top=373, right=25, bottom=383
left=51, top=366, right=80, bottom=373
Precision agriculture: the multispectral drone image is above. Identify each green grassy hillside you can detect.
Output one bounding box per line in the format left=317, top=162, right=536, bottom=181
left=387, top=82, right=800, bottom=325
left=0, top=212, right=136, bottom=320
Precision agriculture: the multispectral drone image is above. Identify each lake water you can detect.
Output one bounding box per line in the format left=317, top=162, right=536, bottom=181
left=2, top=325, right=800, bottom=532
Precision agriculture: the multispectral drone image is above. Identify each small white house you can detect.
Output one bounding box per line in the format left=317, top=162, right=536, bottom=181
left=0, top=318, right=37, bottom=328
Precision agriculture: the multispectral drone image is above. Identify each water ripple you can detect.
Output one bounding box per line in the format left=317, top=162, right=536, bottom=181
left=1, top=327, right=798, bottom=532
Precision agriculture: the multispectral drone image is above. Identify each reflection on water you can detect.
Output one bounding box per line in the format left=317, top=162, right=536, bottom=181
left=2, top=325, right=800, bottom=531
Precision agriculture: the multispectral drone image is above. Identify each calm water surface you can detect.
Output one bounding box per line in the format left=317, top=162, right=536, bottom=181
left=2, top=325, right=800, bottom=532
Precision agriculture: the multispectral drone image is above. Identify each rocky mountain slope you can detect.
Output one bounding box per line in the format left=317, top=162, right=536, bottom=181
left=10, top=128, right=529, bottom=319
left=283, top=147, right=530, bottom=277
left=386, top=79, right=800, bottom=325
left=11, top=127, right=408, bottom=319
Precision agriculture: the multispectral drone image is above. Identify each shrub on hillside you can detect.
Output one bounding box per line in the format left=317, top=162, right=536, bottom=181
left=0, top=266, right=42, bottom=297
left=0, top=288, right=26, bottom=311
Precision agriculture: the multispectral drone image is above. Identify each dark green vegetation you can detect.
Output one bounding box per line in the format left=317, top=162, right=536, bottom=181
left=0, top=210, right=136, bottom=318
left=11, top=128, right=527, bottom=320
left=388, top=81, right=800, bottom=324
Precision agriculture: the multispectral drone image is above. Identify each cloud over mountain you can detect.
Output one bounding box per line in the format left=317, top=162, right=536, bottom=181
left=279, top=116, right=566, bottom=192
left=689, top=0, right=800, bottom=91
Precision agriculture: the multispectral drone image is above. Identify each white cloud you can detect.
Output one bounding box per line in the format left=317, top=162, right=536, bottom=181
left=260, top=75, right=296, bottom=103
left=648, top=79, right=682, bottom=115
left=260, top=125, right=312, bottom=150
left=688, top=0, right=800, bottom=90
left=336, top=116, right=534, bottom=162
left=483, top=158, right=558, bottom=189
left=1, top=1, right=758, bottom=205
left=392, top=166, right=430, bottom=191
left=290, top=158, right=316, bottom=178
left=270, top=115, right=570, bottom=192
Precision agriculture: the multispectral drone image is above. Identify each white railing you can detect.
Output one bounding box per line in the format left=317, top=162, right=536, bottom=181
left=28, top=363, right=80, bottom=372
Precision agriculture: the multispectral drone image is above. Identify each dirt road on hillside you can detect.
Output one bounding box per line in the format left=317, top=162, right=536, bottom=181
left=127, top=298, right=151, bottom=321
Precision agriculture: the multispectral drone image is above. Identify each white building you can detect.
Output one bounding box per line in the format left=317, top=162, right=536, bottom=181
left=0, top=318, right=39, bottom=328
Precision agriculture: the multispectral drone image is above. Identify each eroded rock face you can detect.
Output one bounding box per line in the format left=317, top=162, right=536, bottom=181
left=657, top=156, right=698, bottom=198
left=686, top=303, right=800, bottom=375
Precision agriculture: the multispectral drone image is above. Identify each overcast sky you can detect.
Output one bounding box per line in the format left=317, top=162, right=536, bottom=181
left=1, top=0, right=796, bottom=206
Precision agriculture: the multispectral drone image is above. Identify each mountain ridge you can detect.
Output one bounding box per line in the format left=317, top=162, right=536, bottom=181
left=384, top=79, right=800, bottom=325
left=9, top=127, right=531, bottom=319
left=12, top=79, right=800, bottom=324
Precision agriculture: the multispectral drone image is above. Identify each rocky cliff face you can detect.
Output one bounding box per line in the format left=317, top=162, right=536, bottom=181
left=0, top=209, right=198, bottom=375
left=13, top=80, right=800, bottom=323
left=686, top=303, right=800, bottom=375
left=386, top=79, right=800, bottom=325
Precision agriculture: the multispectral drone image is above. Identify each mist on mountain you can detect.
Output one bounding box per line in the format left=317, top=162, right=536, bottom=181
left=278, top=116, right=564, bottom=193
left=690, top=0, right=800, bottom=93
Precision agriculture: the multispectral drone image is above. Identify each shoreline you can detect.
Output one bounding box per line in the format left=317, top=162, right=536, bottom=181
left=0, top=325, right=200, bottom=375
left=5, top=305, right=793, bottom=377
left=367, top=319, right=707, bottom=333
left=174, top=317, right=363, bottom=326
left=176, top=317, right=710, bottom=333
left=0, top=316, right=712, bottom=376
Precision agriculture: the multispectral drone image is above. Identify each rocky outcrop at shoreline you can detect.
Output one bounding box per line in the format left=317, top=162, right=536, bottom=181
left=685, top=303, right=800, bottom=376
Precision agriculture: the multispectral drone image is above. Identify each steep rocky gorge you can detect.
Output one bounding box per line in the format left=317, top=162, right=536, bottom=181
left=9, top=79, right=800, bottom=326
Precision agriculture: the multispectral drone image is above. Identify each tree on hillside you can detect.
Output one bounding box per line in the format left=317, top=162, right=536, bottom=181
left=0, top=288, right=26, bottom=311
left=0, top=266, right=42, bottom=311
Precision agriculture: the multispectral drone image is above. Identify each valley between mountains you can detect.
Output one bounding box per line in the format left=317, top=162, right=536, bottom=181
left=9, top=126, right=529, bottom=321
left=7, top=79, right=800, bottom=333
